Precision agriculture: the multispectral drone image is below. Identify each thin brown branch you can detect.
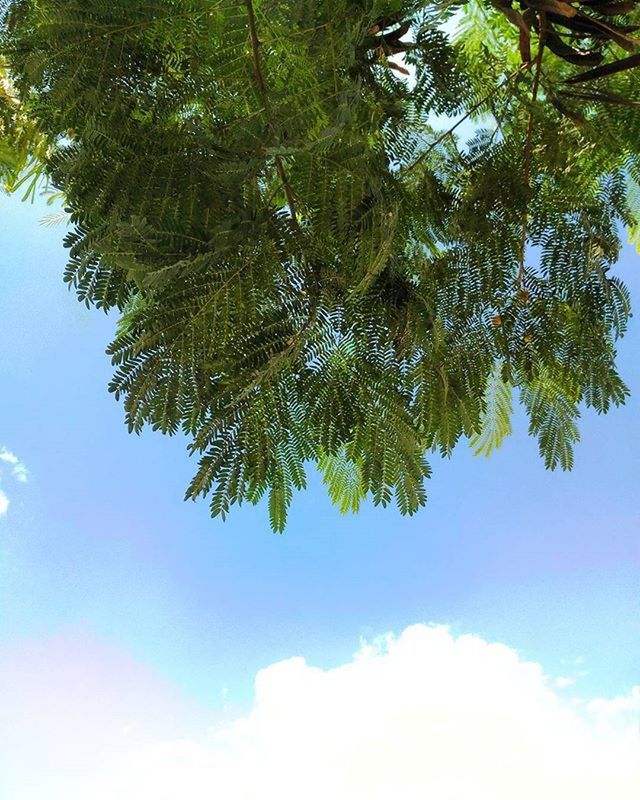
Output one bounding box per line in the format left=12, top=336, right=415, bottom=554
left=244, top=0, right=303, bottom=237
left=404, top=64, right=527, bottom=174
left=518, top=13, right=546, bottom=284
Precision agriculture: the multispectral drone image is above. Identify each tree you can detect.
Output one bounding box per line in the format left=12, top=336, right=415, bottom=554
left=1, top=0, right=637, bottom=529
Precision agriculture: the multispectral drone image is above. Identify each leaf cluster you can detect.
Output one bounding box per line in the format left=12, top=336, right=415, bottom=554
left=0, top=0, right=637, bottom=529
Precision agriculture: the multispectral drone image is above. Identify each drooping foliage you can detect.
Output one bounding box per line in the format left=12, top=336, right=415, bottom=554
left=0, top=0, right=638, bottom=529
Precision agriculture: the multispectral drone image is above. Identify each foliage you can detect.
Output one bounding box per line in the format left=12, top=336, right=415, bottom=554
left=471, top=361, right=513, bottom=458
left=0, top=0, right=637, bottom=529
left=0, top=55, right=47, bottom=195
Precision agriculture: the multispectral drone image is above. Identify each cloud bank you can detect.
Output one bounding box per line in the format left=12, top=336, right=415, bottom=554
left=0, top=446, right=28, bottom=516
left=0, top=625, right=638, bottom=800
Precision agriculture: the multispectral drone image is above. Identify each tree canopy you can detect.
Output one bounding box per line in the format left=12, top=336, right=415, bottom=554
left=1, top=0, right=638, bottom=529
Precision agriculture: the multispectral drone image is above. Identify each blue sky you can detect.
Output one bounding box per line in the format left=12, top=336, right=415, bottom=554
left=0, top=192, right=638, bottom=798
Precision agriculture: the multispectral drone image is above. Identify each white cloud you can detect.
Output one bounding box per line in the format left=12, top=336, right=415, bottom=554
left=553, top=675, right=576, bottom=689
left=0, top=446, right=28, bottom=516
left=0, top=625, right=638, bottom=800
left=0, top=446, right=28, bottom=482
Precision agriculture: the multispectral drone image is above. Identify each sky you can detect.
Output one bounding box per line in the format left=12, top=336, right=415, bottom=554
left=0, top=192, right=639, bottom=798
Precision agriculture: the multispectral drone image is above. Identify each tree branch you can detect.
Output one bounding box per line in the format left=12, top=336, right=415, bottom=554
left=245, top=0, right=303, bottom=237
left=404, top=64, right=527, bottom=174
left=519, top=14, right=546, bottom=284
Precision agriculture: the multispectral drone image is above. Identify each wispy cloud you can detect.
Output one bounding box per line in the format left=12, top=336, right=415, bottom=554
left=553, top=675, right=576, bottom=689
left=0, top=447, right=28, bottom=483
left=0, top=446, right=28, bottom=516
left=0, top=624, right=638, bottom=800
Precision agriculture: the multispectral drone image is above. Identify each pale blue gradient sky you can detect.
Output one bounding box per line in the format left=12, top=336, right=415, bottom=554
left=0, top=191, right=638, bottom=716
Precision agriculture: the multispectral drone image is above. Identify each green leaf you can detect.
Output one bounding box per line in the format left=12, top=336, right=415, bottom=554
left=470, top=362, right=513, bottom=458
